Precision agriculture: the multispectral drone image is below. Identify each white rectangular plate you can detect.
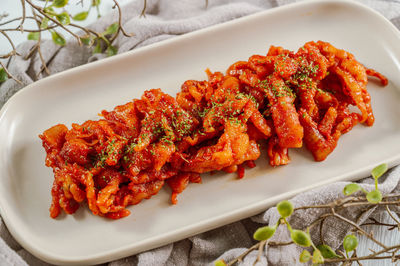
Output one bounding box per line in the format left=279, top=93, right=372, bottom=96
left=1, top=0, right=400, bottom=265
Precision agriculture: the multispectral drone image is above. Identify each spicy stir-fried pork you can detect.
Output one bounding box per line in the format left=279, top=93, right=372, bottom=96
left=40, top=41, right=387, bottom=219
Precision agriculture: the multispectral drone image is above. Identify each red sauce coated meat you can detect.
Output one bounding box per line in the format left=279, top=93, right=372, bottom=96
left=39, top=41, right=387, bottom=219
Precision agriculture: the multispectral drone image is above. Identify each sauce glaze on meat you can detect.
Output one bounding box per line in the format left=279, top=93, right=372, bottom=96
left=40, top=41, right=388, bottom=219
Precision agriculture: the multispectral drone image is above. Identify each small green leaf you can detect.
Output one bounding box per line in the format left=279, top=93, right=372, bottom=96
left=51, top=31, right=66, bottom=46
left=40, top=18, right=49, bottom=29
left=299, top=250, right=311, bottom=263
left=106, top=45, right=118, bottom=57
left=0, top=68, right=8, bottom=83
left=317, top=244, right=341, bottom=259
left=27, top=32, right=39, bottom=40
left=214, top=259, right=226, bottom=266
left=366, top=189, right=382, bottom=203
left=291, top=230, right=311, bottom=247
left=253, top=225, right=276, bottom=241
left=44, top=7, right=56, bottom=16
left=93, top=40, right=102, bottom=54
left=343, top=235, right=358, bottom=252
left=104, top=23, right=119, bottom=35
left=53, top=0, right=69, bottom=8
left=92, top=0, right=101, bottom=6
left=277, top=200, right=294, bottom=218
left=343, top=183, right=361, bottom=196
left=80, top=36, right=93, bottom=46
left=371, top=163, right=388, bottom=180
left=56, top=12, right=70, bottom=25
left=312, top=249, right=324, bottom=264
left=73, top=11, right=89, bottom=21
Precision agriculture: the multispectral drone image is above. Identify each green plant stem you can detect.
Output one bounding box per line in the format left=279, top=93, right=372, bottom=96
left=283, top=218, right=292, bottom=232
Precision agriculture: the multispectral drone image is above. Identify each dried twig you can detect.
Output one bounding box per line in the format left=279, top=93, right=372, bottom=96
left=31, top=8, right=49, bottom=76
left=0, top=61, right=22, bottom=84
left=25, top=0, right=83, bottom=46
left=0, top=30, right=20, bottom=58
left=0, top=16, right=43, bottom=27
left=140, top=0, right=147, bottom=17
left=361, top=217, right=398, bottom=230
left=0, top=0, right=134, bottom=83
left=385, top=205, right=400, bottom=228
left=222, top=190, right=400, bottom=265
left=19, top=0, right=26, bottom=32
left=332, top=212, right=388, bottom=249
left=110, top=0, right=134, bottom=43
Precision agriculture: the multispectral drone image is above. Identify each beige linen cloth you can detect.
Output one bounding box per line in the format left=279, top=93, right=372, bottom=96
left=1, top=0, right=400, bottom=265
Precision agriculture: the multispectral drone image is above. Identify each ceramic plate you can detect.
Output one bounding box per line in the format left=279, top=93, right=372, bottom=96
left=1, top=0, right=400, bottom=264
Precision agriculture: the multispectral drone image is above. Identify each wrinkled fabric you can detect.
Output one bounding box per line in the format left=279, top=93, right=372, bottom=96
left=1, top=0, right=400, bottom=265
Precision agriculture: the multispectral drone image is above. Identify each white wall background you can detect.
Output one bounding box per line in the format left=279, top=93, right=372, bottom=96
left=0, top=0, right=132, bottom=55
